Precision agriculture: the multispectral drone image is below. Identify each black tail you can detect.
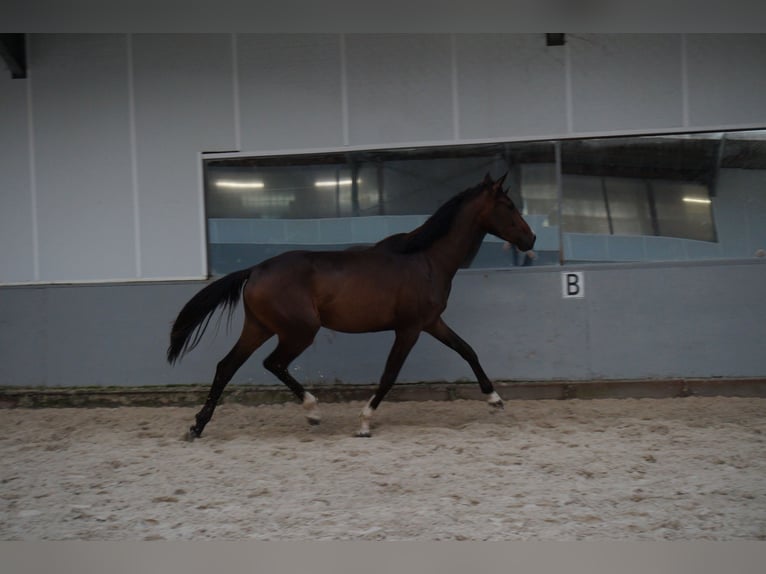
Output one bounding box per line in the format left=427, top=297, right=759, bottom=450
left=167, top=268, right=252, bottom=364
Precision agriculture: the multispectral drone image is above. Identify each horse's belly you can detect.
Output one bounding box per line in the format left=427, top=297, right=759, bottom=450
left=318, top=293, right=399, bottom=333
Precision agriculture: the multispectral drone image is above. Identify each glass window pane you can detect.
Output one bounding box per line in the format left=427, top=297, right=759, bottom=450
left=652, top=181, right=716, bottom=242
left=606, top=178, right=653, bottom=236
left=204, top=142, right=561, bottom=275
left=203, top=128, right=766, bottom=273
left=206, top=161, right=357, bottom=220
left=560, top=136, right=718, bottom=241
left=561, top=175, right=610, bottom=234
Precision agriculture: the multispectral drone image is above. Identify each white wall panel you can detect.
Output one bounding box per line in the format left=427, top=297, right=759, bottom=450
left=237, top=34, right=344, bottom=151
left=2, top=34, right=766, bottom=286
left=30, top=34, right=136, bottom=282
left=131, top=34, right=236, bottom=279
left=345, top=34, right=454, bottom=146
left=569, top=34, right=684, bottom=133
left=456, top=34, right=567, bottom=140
left=687, top=34, right=766, bottom=127
left=0, top=74, right=35, bottom=282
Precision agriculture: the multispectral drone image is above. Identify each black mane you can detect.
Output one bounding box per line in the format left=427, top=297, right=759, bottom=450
left=375, top=183, right=486, bottom=254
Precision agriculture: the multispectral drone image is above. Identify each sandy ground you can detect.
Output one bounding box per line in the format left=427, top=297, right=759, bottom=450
left=1, top=396, right=765, bottom=541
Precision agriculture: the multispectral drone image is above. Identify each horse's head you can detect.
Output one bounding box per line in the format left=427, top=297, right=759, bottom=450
left=476, top=173, right=536, bottom=252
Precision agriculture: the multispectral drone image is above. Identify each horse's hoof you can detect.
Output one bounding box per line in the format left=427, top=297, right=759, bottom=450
left=355, top=430, right=372, bottom=438
left=185, top=426, right=201, bottom=441
left=307, top=417, right=321, bottom=426
left=487, top=391, right=504, bottom=410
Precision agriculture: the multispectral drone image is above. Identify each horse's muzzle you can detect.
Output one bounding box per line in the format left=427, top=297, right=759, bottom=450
left=519, top=234, right=536, bottom=253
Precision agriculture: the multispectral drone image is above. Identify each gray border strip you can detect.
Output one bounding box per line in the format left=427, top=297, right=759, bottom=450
left=2, top=378, right=764, bottom=409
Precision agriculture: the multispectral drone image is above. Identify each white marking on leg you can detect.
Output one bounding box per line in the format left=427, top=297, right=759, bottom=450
left=488, top=391, right=504, bottom=407
left=357, top=396, right=374, bottom=437
left=303, top=391, right=321, bottom=424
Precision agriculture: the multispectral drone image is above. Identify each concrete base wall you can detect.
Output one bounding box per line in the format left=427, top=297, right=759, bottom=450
left=1, top=260, right=764, bottom=390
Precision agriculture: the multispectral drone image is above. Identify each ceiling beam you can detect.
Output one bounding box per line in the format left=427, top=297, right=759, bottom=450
left=0, top=34, right=27, bottom=79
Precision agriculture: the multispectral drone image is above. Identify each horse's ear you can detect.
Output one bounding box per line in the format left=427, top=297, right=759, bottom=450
left=489, top=172, right=508, bottom=197
left=482, top=172, right=493, bottom=186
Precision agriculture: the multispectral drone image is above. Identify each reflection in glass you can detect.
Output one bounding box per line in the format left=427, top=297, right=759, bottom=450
left=205, top=143, right=559, bottom=274
left=204, top=129, right=766, bottom=274
left=561, top=136, right=717, bottom=242
left=606, top=178, right=654, bottom=236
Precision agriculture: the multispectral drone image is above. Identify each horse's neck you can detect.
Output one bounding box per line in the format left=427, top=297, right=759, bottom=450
left=425, top=206, right=486, bottom=278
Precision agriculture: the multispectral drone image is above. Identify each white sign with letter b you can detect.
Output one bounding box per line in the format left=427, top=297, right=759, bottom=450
left=562, top=272, right=584, bottom=299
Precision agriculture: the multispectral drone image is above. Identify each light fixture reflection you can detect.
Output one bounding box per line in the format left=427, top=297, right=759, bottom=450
left=215, top=180, right=265, bottom=189
left=315, top=178, right=355, bottom=188
left=682, top=197, right=712, bottom=204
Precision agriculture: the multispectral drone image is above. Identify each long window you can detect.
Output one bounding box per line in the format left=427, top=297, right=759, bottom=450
left=204, top=129, right=766, bottom=275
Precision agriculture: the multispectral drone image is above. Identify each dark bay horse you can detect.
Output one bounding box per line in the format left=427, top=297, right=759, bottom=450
left=168, top=173, right=536, bottom=438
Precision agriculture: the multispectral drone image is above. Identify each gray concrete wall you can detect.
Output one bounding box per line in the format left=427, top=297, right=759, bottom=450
left=1, top=260, right=763, bottom=388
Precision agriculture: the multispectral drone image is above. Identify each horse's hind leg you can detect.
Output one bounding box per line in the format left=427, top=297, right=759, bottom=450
left=263, top=329, right=321, bottom=425
left=425, top=318, right=504, bottom=409
left=188, top=322, right=272, bottom=440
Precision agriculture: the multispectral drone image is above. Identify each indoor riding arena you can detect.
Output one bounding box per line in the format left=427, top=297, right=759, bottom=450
left=1, top=33, right=765, bottom=542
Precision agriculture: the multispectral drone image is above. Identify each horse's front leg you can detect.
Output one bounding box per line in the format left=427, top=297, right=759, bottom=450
left=357, top=329, right=420, bottom=437
left=424, top=318, right=504, bottom=410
